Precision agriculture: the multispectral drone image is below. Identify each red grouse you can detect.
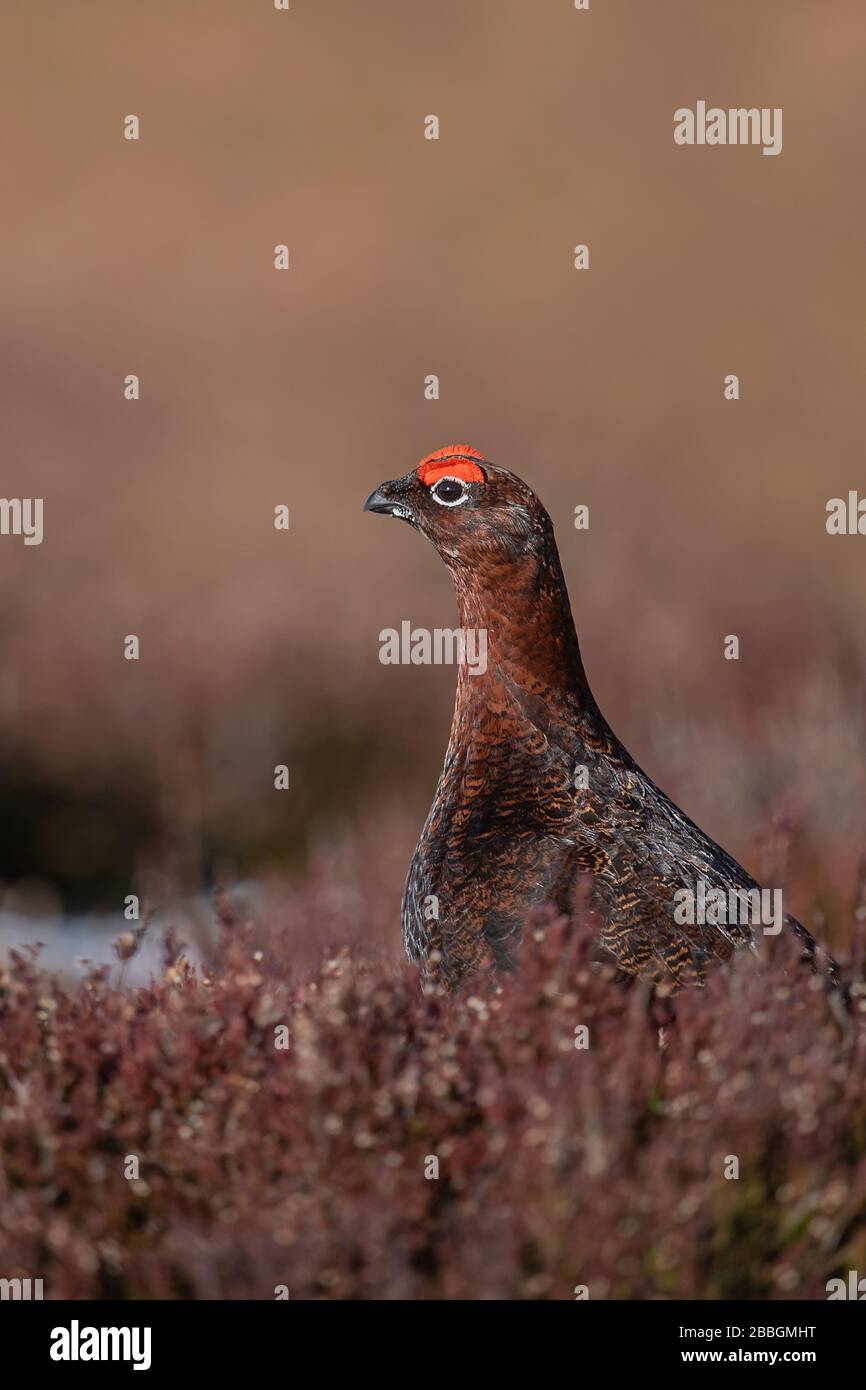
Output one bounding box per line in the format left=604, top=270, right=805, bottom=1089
left=364, top=446, right=828, bottom=991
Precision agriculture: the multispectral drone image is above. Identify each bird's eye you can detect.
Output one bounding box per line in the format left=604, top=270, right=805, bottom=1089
left=430, top=477, right=469, bottom=507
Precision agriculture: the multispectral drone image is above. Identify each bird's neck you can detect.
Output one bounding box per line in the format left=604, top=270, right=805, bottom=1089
left=446, top=537, right=595, bottom=712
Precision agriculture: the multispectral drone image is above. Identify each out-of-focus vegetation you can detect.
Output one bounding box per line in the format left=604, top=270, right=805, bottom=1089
left=0, top=866, right=864, bottom=1300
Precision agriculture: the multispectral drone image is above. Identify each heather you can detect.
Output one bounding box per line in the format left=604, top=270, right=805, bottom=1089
left=1, top=866, right=865, bottom=1301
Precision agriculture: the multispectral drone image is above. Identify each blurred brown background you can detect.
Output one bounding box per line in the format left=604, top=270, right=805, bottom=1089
left=1, top=1, right=864, bottom=942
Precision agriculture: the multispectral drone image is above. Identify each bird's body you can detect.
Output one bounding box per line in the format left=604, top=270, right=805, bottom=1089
left=365, top=447, right=824, bottom=991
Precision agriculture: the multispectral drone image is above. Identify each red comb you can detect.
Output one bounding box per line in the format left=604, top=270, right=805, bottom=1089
left=417, top=446, right=486, bottom=487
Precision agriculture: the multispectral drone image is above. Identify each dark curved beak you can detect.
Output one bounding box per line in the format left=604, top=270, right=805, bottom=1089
left=363, top=486, right=397, bottom=515
left=363, top=478, right=415, bottom=523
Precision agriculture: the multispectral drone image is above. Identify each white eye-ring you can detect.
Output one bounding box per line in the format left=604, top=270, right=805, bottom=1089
left=430, top=476, right=470, bottom=507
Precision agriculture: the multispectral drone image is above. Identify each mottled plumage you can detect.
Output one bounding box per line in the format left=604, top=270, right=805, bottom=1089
left=365, top=447, right=831, bottom=991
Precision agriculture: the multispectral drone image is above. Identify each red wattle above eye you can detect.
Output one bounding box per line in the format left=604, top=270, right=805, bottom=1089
left=421, top=462, right=483, bottom=487
left=416, top=447, right=486, bottom=488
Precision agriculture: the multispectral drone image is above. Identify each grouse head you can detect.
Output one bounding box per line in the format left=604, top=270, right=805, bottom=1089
left=364, top=444, right=592, bottom=699
left=363, top=445, right=553, bottom=569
